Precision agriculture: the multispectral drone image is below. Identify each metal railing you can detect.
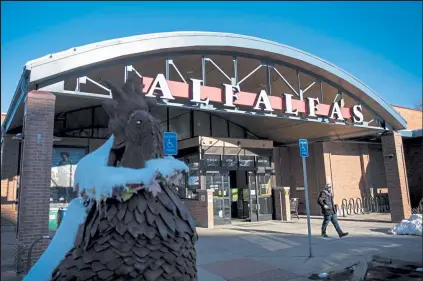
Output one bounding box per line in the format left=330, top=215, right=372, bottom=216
left=26, top=235, right=52, bottom=273
left=338, top=195, right=390, bottom=217
left=412, top=198, right=423, bottom=214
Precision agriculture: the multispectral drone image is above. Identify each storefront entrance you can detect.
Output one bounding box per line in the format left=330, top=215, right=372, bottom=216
left=205, top=168, right=274, bottom=226
left=206, top=171, right=231, bottom=225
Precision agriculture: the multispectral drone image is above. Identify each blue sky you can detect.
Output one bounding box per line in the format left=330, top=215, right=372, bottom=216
left=1, top=1, right=422, bottom=113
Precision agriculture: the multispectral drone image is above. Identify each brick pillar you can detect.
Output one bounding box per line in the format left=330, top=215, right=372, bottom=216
left=381, top=131, right=412, bottom=223
left=16, top=91, right=55, bottom=274
left=181, top=189, right=214, bottom=229
left=196, top=189, right=214, bottom=228
left=1, top=135, right=20, bottom=224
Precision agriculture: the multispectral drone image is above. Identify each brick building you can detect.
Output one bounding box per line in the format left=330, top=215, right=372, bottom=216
left=1, top=32, right=421, bottom=273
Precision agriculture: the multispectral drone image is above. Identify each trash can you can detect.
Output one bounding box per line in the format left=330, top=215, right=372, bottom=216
left=57, top=208, right=67, bottom=228
left=48, top=208, right=58, bottom=231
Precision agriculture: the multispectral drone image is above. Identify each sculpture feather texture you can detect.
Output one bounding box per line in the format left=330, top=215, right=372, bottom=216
left=49, top=76, right=198, bottom=281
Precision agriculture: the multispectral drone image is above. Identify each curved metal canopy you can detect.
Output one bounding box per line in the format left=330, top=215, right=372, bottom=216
left=4, top=31, right=406, bottom=132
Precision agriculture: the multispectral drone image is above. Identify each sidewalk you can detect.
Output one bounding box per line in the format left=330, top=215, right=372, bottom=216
left=3, top=216, right=420, bottom=281
left=1, top=216, right=21, bottom=281
left=197, top=217, right=422, bottom=281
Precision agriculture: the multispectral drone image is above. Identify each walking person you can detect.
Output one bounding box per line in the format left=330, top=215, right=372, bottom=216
left=318, top=183, right=349, bottom=238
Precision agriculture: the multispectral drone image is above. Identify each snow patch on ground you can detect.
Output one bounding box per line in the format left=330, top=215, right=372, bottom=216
left=389, top=214, right=422, bottom=236
left=74, top=136, right=188, bottom=201
left=24, top=198, right=88, bottom=281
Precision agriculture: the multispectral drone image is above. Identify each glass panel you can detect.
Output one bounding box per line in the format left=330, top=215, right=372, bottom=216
left=256, top=156, right=271, bottom=168
left=50, top=147, right=87, bottom=231
left=231, top=188, right=238, bottom=202
left=257, top=173, right=272, bottom=196
left=193, top=111, right=210, bottom=137
left=207, top=173, right=230, bottom=224
left=150, top=106, right=167, bottom=123
left=229, top=122, right=244, bottom=138
left=239, top=156, right=255, bottom=168
left=224, top=198, right=231, bottom=218
left=169, top=107, right=189, bottom=119
left=203, top=155, right=221, bottom=168
left=93, top=107, right=109, bottom=127
left=169, top=112, right=190, bottom=140
left=257, top=173, right=273, bottom=216
left=186, top=154, right=200, bottom=170
left=177, top=155, right=199, bottom=199
left=222, top=155, right=237, bottom=168
left=247, top=172, right=257, bottom=220
left=258, top=197, right=271, bottom=215
left=66, top=108, right=92, bottom=130
left=211, top=115, right=228, bottom=138
left=159, top=121, right=167, bottom=134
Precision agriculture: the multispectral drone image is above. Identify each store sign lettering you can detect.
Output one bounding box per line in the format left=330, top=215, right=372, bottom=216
left=142, top=74, right=364, bottom=123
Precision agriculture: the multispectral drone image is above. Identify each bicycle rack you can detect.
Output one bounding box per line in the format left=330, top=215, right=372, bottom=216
left=27, top=235, right=52, bottom=273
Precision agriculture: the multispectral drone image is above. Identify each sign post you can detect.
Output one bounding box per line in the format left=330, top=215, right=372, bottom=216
left=299, top=139, right=313, bottom=258
left=163, top=132, right=178, bottom=156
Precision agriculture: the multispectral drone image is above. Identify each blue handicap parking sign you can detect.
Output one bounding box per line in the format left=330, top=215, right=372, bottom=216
left=299, top=139, right=309, bottom=158
left=163, top=132, right=178, bottom=156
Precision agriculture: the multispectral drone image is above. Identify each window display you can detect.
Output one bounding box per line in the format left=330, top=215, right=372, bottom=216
left=50, top=147, right=87, bottom=203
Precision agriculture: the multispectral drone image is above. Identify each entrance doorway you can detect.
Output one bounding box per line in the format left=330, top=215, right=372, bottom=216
left=205, top=171, right=231, bottom=225
left=226, top=170, right=274, bottom=223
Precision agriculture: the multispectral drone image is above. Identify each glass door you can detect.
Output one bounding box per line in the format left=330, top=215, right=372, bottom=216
left=257, top=172, right=273, bottom=221
left=247, top=171, right=259, bottom=222
left=206, top=172, right=231, bottom=225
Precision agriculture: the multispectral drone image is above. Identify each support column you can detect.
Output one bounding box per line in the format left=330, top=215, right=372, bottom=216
left=359, top=144, right=371, bottom=198
left=381, top=131, right=412, bottom=223
left=1, top=135, right=20, bottom=223
left=273, top=147, right=292, bottom=221
left=16, top=91, right=56, bottom=274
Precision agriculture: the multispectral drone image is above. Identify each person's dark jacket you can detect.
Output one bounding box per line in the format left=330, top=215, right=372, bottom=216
left=317, top=190, right=337, bottom=216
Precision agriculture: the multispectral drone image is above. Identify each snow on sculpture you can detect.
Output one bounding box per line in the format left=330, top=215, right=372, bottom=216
left=24, top=75, right=198, bottom=281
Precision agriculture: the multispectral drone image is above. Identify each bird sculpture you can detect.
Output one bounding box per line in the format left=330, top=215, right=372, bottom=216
left=37, top=75, right=198, bottom=281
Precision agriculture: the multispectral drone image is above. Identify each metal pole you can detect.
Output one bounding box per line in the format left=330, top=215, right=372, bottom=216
left=302, top=157, right=313, bottom=257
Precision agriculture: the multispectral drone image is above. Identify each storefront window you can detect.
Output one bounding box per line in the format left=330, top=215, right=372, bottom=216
left=203, top=154, right=221, bottom=168
left=229, top=122, right=245, bottom=138
left=193, top=111, right=210, bottom=137
left=150, top=106, right=167, bottom=123
left=50, top=147, right=87, bottom=204
left=177, top=154, right=199, bottom=199
left=211, top=115, right=228, bottom=138
left=239, top=156, right=255, bottom=168
left=169, top=112, right=190, bottom=140
left=222, top=155, right=237, bottom=168
left=49, top=146, right=87, bottom=231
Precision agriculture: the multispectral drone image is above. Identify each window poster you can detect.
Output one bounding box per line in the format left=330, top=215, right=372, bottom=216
left=50, top=147, right=87, bottom=204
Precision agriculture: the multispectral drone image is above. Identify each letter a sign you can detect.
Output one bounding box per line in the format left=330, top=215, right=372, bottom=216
left=299, top=139, right=309, bottom=158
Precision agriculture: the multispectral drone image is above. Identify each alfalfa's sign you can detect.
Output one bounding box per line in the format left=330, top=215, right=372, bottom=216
left=140, top=74, right=364, bottom=123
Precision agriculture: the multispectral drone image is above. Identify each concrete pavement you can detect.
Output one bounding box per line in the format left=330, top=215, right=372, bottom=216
left=2, top=214, right=421, bottom=281
left=196, top=216, right=422, bottom=281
